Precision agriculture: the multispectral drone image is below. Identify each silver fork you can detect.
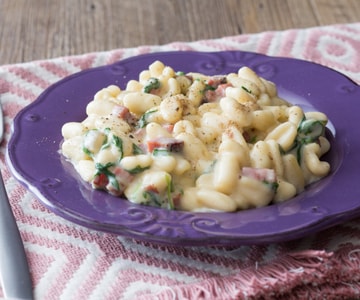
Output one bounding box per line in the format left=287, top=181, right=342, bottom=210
left=0, top=102, right=33, bottom=300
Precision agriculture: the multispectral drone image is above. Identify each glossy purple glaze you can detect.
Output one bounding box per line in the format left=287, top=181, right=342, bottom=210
left=7, top=51, right=360, bottom=246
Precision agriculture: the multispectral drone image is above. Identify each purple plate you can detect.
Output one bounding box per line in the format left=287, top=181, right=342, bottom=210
left=7, top=51, right=360, bottom=246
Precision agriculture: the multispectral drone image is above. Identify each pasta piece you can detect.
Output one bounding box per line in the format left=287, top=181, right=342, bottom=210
left=159, top=95, right=183, bottom=123
left=149, top=61, right=165, bottom=76
left=187, top=79, right=206, bottom=106
left=225, top=86, right=256, bottom=104
left=273, top=180, right=297, bottom=203
left=232, top=176, right=274, bottom=209
left=123, top=92, right=161, bottom=115
left=238, top=67, right=266, bottom=93
left=86, top=98, right=116, bottom=116
left=213, top=152, right=240, bottom=194
left=303, top=143, right=330, bottom=178
left=196, top=188, right=237, bottom=212
left=288, top=106, right=305, bottom=127
left=219, top=139, right=250, bottom=167
left=75, top=160, right=95, bottom=182
left=61, top=122, right=84, bottom=139
left=62, top=136, right=88, bottom=162
left=226, top=73, right=261, bottom=97
left=282, top=154, right=305, bottom=193
left=220, top=97, right=253, bottom=128
left=265, top=122, right=297, bottom=151
left=126, top=80, right=143, bottom=92
left=251, top=110, right=277, bottom=131
left=173, top=120, right=197, bottom=136
left=250, top=141, right=273, bottom=169
left=176, top=132, right=211, bottom=161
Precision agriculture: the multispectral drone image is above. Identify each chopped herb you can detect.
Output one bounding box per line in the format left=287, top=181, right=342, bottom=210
left=165, top=174, right=175, bottom=210
left=112, top=134, right=123, bottom=159
left=143, top=77, right=161, bottom=93
left=284, top=117, right=327, bottom=164
left=82, top=146, right=93, bottom=157
left=132, top=143, right=144, bottom=155
left=138, top=109, right=157, bottom=128
left=100, top=135, right=110, bottom=150
left=241, top=86, right=252, bottom=94
left=83, top=129, right=106, bottom=156
left=142, top=190, right=162, bottom=207
left=203, top=159, right=217, bottom=174
left=263, top=180, right=279, bottom=192
left=126, top=165, right=150, bottom=175
left=296, top=144, right=303, bottom=164
left=297, top=119, right=325, bottom=143
left=94, top=162, right=119, bottom=190
left=152, top=148, right=170, bottom=156
left=203, top=84, right=216, bottom=93
left=278, top=144, right=286, bottom=155
left=176, top=71, right=185, bottom=76
left=95, top=162, right=115, bottom=172
left=249, top=135, right=257, bottom=144
left=99, top=128, right=112, bottom=150
left=108, top=174, right=120, bottom=191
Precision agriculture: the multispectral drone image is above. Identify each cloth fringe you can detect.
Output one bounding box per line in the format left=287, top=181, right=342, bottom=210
left=138, top=244, right=360, bottom=300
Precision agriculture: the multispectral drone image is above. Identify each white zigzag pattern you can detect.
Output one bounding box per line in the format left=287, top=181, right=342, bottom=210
left=87, top=259, right=191, bottom=300
left=26, top=242, right=69, bottom=299
left=60, top=251, right=98, bottom=300
left=0, top=93, right=31, bottom=112
left=117, top=237, right=238, bottom=276
left=0, top=71, right=44, bottom=96
left=21, top=225, right=101, bottom=299
left=122, top=281, right=174, bottom=300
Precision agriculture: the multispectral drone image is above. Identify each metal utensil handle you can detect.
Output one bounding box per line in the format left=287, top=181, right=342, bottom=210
left=0, top=173, right=33, bottom=300
left=0, top=102, right=33, bottom=299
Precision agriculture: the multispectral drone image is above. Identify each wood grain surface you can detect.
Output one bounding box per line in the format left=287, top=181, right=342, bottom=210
left=1, top=0, right=360, bottom=65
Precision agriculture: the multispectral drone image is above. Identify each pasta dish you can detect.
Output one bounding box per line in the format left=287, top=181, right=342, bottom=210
left=61, top=61, right=331, bottom=212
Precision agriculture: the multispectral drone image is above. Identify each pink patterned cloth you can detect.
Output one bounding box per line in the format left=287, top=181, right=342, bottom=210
left=1, top=23, right=360, bottom=300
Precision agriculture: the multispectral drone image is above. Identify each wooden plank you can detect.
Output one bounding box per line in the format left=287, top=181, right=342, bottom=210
left=0, top=0, right=359, bottom=64
left=312, top=0, right=360, bottom=24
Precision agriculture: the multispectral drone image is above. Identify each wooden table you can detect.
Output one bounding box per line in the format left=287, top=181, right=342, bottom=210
left=1, top=0, right=360, bottom=65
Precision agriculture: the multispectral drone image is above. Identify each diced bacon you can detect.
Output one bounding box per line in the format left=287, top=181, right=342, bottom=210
left=149, top=88, right=161, bottom=96
left=145, top=184, right=159, bottom=194
left=172, top=192, right=182, bottom=209
left=242, top=167, right=276, bottom=183
left=92, top=166, right=134, bottom=196
left=147, top=137, right=184, bottom=153
left=204, top=83, right=232, bottom=102
left=113, top=166, right=134, bottom=186
left=242, top=129, right=257, bottom=143
left=206, top=76, right=227, bottom=87
left=112, top=105, right=130, bottom=118
left=112, top=105, right=137, bottom=125
left=162, top=124, right=174, bottom=133
left=106, top=166, right=134, bottom=196
left=92, top=173, right=109, bottom=189
left=216, top=83, right=232, bottom=96
left=242, top=131, right=251, bottom=143
left=133, top=128, right=146, bottom=140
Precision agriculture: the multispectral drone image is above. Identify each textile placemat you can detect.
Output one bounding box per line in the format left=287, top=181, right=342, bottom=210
left=1, top=23, right=360, bottom=300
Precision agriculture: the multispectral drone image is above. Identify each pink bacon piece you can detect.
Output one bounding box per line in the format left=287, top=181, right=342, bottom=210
left=147, top=137, right=184, bottom=153
left=204, top=83, right=232, bottom=102
left=242, top=167, right=277, bottom=183
left=112, top=105, right=137, bottom=125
